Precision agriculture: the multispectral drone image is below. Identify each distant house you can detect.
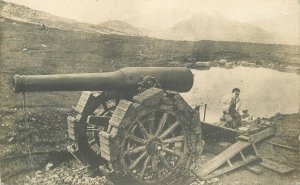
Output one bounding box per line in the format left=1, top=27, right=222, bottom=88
left=168, top=61, right=180, bottom=67
left=237, top=61, right=249, bottom=66
left=225, top=62, right=233, bottom=68
left=218, top=59, right=227, bottom=65
left=193, top=61, right=210, bottom=70
left=285, top=65, right=300, bottom=74
left=195, top=61, right=210, bottom=67
left=183, top=62, right=193, bottom=67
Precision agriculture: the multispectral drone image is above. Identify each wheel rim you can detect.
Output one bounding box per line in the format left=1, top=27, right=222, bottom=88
left=121, top=109, right=187, bottom=184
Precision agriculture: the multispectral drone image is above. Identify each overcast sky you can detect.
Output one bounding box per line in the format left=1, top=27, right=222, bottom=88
left=4, top=0, right=300, bottom=24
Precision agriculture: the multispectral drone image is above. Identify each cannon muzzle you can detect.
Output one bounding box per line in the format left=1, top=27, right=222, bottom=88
left=13, top=67, right=193, bottom=93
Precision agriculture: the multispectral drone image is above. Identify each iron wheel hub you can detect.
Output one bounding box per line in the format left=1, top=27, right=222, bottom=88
left=146, top=137, right=162, bottom=156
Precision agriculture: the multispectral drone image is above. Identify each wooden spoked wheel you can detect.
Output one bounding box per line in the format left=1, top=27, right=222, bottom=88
left=73, top=89, right=203, bottom=184
left=86, top=100, right=117, bottom=155
left=121, top=109, right=188, bottom=184
left=73, top=91, right=118, bottom=169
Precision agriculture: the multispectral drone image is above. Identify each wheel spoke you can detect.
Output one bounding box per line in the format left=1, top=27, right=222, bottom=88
left=124, top=146, right=146, bottom=155
left=157, top=153, right=172, bottom=170
left=148, top=112, right=155, bottom=135
left=96, top=148, right=101, bottom=155
left=130, top=125, right=137, bottom=133
left=155, top=112, right=169, bottom=136
left=162, top=135, right=184, bottom=144
left=162, top=147, right=182, bottom=157
left=129, top=151, right=147, bottom=170
left=127, top=134, right=146, bottom=144
left=137, top=122, right=150, bottom=139
left=102, top=102, right=108, bottom=111
left=159, top=121, right=180, bottom=139
left=139, top=156, right=150, bottom=180
left=88, top=139, right=97, bottom=146
left=150, top=156, right=158, bottom=180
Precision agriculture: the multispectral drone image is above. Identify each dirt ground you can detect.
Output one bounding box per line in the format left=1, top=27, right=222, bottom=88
left=1, top=108, right=299, bottom=185
left=1, top=17, right=300, bottom=185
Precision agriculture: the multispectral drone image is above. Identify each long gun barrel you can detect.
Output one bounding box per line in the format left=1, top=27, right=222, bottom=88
left=13, top=67, right=193, bottom=93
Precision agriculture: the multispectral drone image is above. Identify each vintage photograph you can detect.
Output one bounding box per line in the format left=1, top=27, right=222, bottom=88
left=0, top=0, right=299, bottom=184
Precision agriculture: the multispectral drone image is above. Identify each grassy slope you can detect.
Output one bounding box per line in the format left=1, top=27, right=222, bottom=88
left=1, top=17, right=299, bottom=108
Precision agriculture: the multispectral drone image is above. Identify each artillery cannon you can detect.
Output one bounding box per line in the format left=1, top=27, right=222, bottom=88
left=14, top=67, right=204, bottom=185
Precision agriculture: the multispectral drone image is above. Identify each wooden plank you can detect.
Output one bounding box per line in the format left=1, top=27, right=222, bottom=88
left=265, top=141, right=298, bottom=152
left=259, top=158, right=295, bottom=174
left=87, top=115, right=110, bottom=126
left=227, top=159, right=234, bottom=167
left=240, top=151, right=246, bottom=161
left=201, top=121, right=240, bottom=133
left=247, top=165, right=264, bottom=175
left=252, top=143, right=259, bottom=156
left=250, top=127, right=275, bottom=143
left=238, top=135, right=250, bottom=141
left=198, top=141, right=250, bottom=177
left=201, top=156, right=258, bottom=180
left=201, top=121, right=240, bottom=143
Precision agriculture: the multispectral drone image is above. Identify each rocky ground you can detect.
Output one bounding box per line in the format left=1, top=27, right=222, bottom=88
left=8, top=160, right=112, bottom=185
left=1, top=106, right=299, bottom=185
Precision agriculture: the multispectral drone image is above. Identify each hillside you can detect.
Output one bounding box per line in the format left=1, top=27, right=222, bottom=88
left=96, top=20, right=143, bottom=36
left=1, top=1, right=298, bottom=45
left=1, top=17, right=299, bottom=76
left=0, top=17, right=299, bottom=106
left=0, top=1, right=140, bottom=36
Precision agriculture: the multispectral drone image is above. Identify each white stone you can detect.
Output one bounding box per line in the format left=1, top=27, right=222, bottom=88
left=46, top=163, right=54, bottom=171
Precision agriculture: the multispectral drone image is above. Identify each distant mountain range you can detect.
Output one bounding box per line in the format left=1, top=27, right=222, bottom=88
left=163, top=13, right=277, bottom=43
left=0, top=1, right=298, bottom=45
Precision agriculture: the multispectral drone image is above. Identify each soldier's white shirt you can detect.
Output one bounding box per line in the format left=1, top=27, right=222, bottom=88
left=220, top=93, right=241, bottom=113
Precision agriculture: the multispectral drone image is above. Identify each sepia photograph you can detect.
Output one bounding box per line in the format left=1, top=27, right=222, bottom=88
left=0, top=0, right=299, bottom=184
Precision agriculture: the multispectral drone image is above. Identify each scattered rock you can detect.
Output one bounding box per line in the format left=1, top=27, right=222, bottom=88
left=207, top=177, right=220, bottom=184
left=7, top=136, right=15, bottom=143
left=46, top=162, right=54, bottom=171
left=36, top=170, right=42, bottom=175
left=191, top=178, right=206, bottom=185
left=233, top=180, right=240, bottom=185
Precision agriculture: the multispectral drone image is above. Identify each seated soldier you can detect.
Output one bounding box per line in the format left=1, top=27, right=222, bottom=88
left=221, top=88, right=242, bottom=129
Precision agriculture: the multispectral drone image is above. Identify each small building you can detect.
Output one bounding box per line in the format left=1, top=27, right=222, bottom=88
left=237, top=61, right=249, bottom=66
left=194, top=61, right=211, bottom=70
left=195, top=61, right=210, bottom=67
left=225, top=62, right=233, bottom=69
left=218, top=59, right=227, bottom=65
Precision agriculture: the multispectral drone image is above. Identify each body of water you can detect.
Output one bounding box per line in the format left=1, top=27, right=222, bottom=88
left=181, top=67, right=300, bottom=123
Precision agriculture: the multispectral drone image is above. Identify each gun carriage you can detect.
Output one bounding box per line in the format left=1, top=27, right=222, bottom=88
left=14, top=67, right=204, bottom=184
